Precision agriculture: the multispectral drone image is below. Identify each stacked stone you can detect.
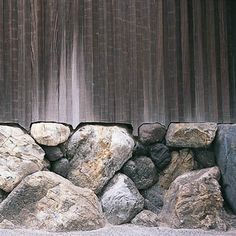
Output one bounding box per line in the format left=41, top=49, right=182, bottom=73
left=0, top=121, right=234, bottom=232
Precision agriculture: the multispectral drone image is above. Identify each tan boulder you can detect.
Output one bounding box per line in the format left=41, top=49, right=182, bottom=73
left=160, top=167, right=226, bottom=230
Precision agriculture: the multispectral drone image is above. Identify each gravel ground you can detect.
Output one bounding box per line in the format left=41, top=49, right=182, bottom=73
left=0, top=225, right=235, bottom=236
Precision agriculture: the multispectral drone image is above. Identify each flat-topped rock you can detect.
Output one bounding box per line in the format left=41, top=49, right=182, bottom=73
left=166, top=123, right=217, bottom=148
left=30, top=122, right=71, bottom=146
left=64, top=125, right=135, bottom=193
left=0, top=125, right=45, bottom=192
left=0, top=171, right=106, bottom=231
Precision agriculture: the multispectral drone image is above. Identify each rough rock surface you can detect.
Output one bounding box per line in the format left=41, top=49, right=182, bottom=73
left=215, top=124, right=236, bottom=213
left=42, top=146, right=64, bottom=161
left=158, top=149, right=195, bottom=190
left=160, top=167, right=226, bottom=230
left=51, top=158, right=70, bottom=178
left=64, top=125, right=135, bottom=193
left=0, top=125, right=45, bottom=192
left=149, top=144, right=171, bottom=172
left=140, top=183, right=165, bottom=215
left=131, top=210, right=159, bottom=227
left=193, top=148, right=216, bottom=168
left=121, top=156, right=158, bottom=189
left=138, top=123, right=166, bottom=145
left=30, top=123, right=71, bottom=146
left=0, top=171, right=106, bottom=232
left=132, top=139, right=149, bottom=156
left=100, top=173, right=144, bottom=225
left=166, top=123, right=217, bottom=148
left=0, top=190, right=7, bottom=204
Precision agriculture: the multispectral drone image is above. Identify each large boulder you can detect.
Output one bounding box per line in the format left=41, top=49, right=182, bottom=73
left=0, top=171, right=106, bottom=231
left=121, top=156, right=158, bottom=190
left=166, top=123, right=217, bottom=148
left=138, top=123, right=166, bottom=145
left=100, top=173, right=144, bottom=225
left=215, top=124, right=236, bottom=213
left=0, top=125, right=45, bottom=192
left=140, top=183, right=165, bottom=215
left=30, top=122, right=71, bottom=146
left=160, top=167, right=226, bottom=230
left=149, top=143, right=171, bottom=172
left=158, top=149, right=195, bottom=190
left=64, top=125, right=135, bottom=193
left=131, top=210, right=159, bottom=227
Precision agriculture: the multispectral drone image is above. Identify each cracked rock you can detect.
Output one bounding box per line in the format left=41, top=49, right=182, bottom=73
left=63, top=125, right=135, bottom=193
left=0, top=125, right=45, bottom=192
left=0, top=171, right=106, bottom=231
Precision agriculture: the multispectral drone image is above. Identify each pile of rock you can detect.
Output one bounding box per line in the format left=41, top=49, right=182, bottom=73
left=0, top=121, right=235, bottom=232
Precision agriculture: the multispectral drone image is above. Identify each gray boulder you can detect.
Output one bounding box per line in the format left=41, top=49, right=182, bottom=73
left=51, top=158, right=70, bottom=178
left=166, top=123, right=217, bottom=148
left=0, top=171, right=106, bottom=231
left=160, top=167, right=226, bottom=230
left=121, top=156, right=158, bottom=189
left=100, top=173, right=144, bottom=225
left=138, top=123, right=166, bottom=145
left=215, top=124, right=236, bottom=213
left=149, top=143, right=171, bottom=172
left=64, top=125, right=135, bottom=193
left=0, top=125, right=45, bottom=192
left=140, top=183, right=165, bottom=215
left=131, top=210, right=159, bottom=227
left=30, top=122, right=71, bottom=146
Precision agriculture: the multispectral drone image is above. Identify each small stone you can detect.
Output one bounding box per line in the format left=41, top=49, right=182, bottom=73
left=64, top=125, right=135, bottom=193
left=215, top=124, right=236, bottom=214
left=149, top=143, right=171, bottom=172
left=193, top=148, right=216, bottom=168
left=51, top=158, right=70, bottom=178
left=0, top=125, right=45, bottom=192
left=100, top=173, right=144, bottom=225
left=166, top=123, right=217, bottom=148
left=140, top=183, right=165, bottom=215
left=131, top=210, right=159, bottom=227
left=158, top=149, right=195, bottom=190
left=42, top=146, right=64, bottom=161
left=160, top=167, right=226, bottom=230
left=0, top=190, right=7, bottom=204
left=132, top=138, right=149, bottom=156
left=30, top=122, right=71, bottom=146
left=121, top=156, right=158, bottom=190
left=42, top=158, right=51, bottom=171
left=0, top=171, right=106, bottom=231
left=138, top=123, right=166, bottom=145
